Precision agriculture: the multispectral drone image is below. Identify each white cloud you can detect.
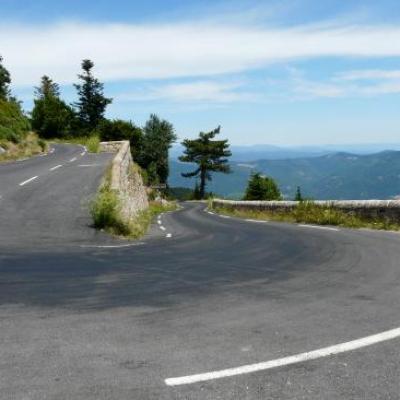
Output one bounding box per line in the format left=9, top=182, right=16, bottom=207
left=337, top=69, right=400, bottom=81
left=119, top=80, right=256, bottom=103
left=2, top=21, right=400, bottom=87
left=286, top=67, right=400, bottom=100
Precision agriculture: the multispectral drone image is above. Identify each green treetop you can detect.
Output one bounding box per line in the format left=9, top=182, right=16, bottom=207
left=179, top=126, right=231, bottom=199
left=243, top=172, right=282, bottom=201
left=73, top=59, right=112, bottom=132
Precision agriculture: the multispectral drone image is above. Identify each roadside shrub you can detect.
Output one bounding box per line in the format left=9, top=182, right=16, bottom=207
left=85, top=135, right=100, bottom=153
left=0, top=99, right=31, bottom=142
left=90, top=185, right=131, bottom=236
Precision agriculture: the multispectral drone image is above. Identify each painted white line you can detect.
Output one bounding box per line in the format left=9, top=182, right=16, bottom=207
left=19, top=176, right=38, bottom=186
left=80, top=242, right=145, bottom=248
left=165, top=326, right=400, bottom=386
left=157, top=220, right=162, bottom=225
left=207, top=211, right=215, bottom=215
left=69, top=157, right=77, bottom=162
left=80, top=151, right=85, bottom=156
left=166, top=233, right=172, bottom=238
left=298, top=224, right=339, bottom=232
left=160, top=226, right=166, bottom=231
left=77, top=164, right=99, bottom=167
left=245, top=219, right=268, bottom=223
left=219, top=215, right=231, bottom=219
left=49, top=164, right=62, bottom=171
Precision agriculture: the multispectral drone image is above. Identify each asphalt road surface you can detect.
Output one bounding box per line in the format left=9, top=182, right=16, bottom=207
left=1, top=145, right=400, bottom=399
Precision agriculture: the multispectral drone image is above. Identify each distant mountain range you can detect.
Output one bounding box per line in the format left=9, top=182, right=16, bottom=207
left=169, top=150, right=400, bottom=200
left=170, top=143, right=400, bottom=162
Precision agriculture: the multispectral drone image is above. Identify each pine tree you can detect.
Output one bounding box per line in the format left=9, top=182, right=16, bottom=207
left=192, top=181, right=201, bottom=200
left=179, top=126, right=231, bottom=199
left=31, top=75, right=74, bottom=138
left=73, top=59, right=112, bottom=132
left=138, top=114, right=177, bottom=185
left=295, top=186, right=303, bottom=201
left=0, top=55, right=11, bottom=100
left=243, top=172, right=282, bottom=201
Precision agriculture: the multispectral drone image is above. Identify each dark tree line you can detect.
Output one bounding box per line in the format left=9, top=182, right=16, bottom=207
left=28, top=59, right=176, bottom=185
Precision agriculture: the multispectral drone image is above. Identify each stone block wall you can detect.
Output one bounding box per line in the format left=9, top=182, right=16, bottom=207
left=100, top=141, right=148, bottom=219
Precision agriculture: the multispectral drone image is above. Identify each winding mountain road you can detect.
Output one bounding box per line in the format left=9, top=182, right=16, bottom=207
left=1, top=145, right=400, bottom=399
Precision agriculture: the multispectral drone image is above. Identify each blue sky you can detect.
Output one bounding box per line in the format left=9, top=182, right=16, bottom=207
left=1, top=0, right=400, bottom=145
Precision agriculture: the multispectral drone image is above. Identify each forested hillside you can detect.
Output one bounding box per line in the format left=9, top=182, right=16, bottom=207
left=169, top=151, right=400, bottom=200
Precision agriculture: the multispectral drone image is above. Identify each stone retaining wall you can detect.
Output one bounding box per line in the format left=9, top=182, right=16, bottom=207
left=100, top=141, right=148, bottom=219
left=212, top=199, right=400, bottom=223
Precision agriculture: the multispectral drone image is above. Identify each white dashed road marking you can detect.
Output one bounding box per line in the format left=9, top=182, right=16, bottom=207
left=245, top=219, right=268, bottom=223
left=19, top=176, right=38, bottom=186
left=219, top=215, right=231, bottom=219
left=50, top=164, right=62, bottom=171
left=166, top=233, right=172, bottom=238
left=69, top=157, right=77, bottom=162
left=165, top=326, right=400, bottom=386
left=298, top=224, right=339, bottom=231
left=160, top=226, right=166, bottom=231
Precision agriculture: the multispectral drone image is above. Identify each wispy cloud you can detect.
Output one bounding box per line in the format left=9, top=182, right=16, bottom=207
left=2, top=21, right=400, bottom=87
left=286, top=67, right=400, bottom=100
left=119, top=80, right=257, bottom=103
left=336, top=69, right=400, bottom=81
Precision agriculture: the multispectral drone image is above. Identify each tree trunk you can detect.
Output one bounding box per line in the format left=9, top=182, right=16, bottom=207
left=199, top=167, right=206, bottom=199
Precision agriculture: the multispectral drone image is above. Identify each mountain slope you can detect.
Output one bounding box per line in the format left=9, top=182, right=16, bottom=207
left=169, top=151, right=400, bottom=200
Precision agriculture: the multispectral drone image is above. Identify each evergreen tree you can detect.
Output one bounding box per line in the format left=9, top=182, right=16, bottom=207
left=243, top=172, right=282, bottom=201
left=73, top=59, right=112, bottom=132
left=97, top=119, right=143, bottom=160
left=138, top=114, right=176, bottom=185
left=179, top=126, right=231, bottom=199
left=0, top=55, right=11, bottom=100
left=31, top=75, right=74, bottom=138
left=295, top=186, right=303, bottom=201
left=192, top=181, right=201, bottom=200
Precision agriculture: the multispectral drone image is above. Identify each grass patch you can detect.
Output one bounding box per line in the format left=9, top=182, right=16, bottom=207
left=0, top=132, right=47, bottom=162
left=50, top=135, right=100, bottom=153
left=211, top=201, right=400, bottom=232
left=90, top=171, right=177, bottom=238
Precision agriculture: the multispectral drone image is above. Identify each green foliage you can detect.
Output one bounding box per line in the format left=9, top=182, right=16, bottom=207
left=73, top=59, right=112, bottom=133
left=0, top=99, right=31, bottom=143
left=0, top=55, right=11, bottom=100
left=212, top=201, right=400, bottom=231
left=179, top=126, right=231, bottom=199
left=31, top=76, right=74, bottom=138
left=138, top=114, right=176, bottom=185
left=295, top=186, right=303, bottom=201
left=243, top=172, right=282, bottom=201
left=167, top=187, right=193, bottom=201
left=96, top=119, right=143, bottom=159
left=90, top=184, right=131, bottom=236
left=90, top=174, right=177, bottom=238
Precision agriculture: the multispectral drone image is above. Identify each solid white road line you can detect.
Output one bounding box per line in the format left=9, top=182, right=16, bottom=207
left=19, top=176, right=38, bottom=186
left=69, top=157, right=77, bottom=162
left=165, top=326, right=400, bottom=386
left=207, top=211, right=215, bottom=215
left=298, top=224, right=339, bottom=231
left=49, top=164, right=62, bottom=171
left=219, top=215, right=231, bottom=219
left=80, top=243, right=145, bottom=248
left=245, top=219, right=268, bottom=223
